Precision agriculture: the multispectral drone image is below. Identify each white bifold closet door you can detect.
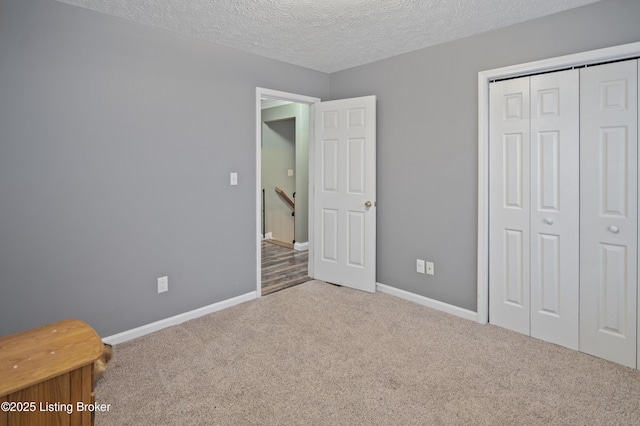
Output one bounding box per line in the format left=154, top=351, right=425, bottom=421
left=489, top=69, right=580, bottom=350
left=580, top=60, right=638, bottom=368
left=489, top=75, right=531, bottom=336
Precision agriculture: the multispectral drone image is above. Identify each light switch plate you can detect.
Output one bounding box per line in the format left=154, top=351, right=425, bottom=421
left=230, top=172, right=238, bottom=186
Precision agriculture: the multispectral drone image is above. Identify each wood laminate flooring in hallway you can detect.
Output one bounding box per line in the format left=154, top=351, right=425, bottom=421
left=261, top=240, right=310, bottom=295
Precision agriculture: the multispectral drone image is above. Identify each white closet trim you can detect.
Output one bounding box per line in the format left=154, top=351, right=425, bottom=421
left=477, top=41, right=640, bottom=325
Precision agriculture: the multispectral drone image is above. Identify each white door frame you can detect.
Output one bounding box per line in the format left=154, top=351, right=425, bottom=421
left=477, top=41, right=640, bottom=324
left=255, top=88, right=321, bottom=297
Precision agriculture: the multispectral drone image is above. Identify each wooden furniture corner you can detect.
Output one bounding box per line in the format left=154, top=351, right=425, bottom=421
left=0, top=319, right=104, bottom=426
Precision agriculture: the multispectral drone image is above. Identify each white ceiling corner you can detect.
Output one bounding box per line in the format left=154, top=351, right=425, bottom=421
left=55, top=0, right=602, bottom=73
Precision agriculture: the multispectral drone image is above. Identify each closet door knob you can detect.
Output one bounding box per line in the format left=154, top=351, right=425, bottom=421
left=609, top=225, right=620, bottom=234
left=364, top=201, right=372, bottom=208
left=544, top=217, right=554, bottom=225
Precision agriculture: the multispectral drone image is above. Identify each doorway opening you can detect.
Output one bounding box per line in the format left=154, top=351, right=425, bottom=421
left=256, top=88, right=320, bottom=296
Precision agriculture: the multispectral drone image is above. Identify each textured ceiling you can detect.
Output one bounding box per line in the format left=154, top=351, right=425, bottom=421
left=56, top=0, right=601, bottom=73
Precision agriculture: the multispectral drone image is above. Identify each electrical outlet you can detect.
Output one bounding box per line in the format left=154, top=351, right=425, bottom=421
left=426, top=262, right=435, bottom=276
left=157, top=276, right=168, bottom=293
left=416, top=259, right=425, bottom=274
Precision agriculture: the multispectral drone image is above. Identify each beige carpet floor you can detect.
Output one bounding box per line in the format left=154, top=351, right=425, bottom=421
left=95, top=281, right=640, bottom=425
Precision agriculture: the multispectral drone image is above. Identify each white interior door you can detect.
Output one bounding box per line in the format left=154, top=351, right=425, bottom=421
left=489, top=76, right=531, bottom=334
left=489, top=71, right=580, bottom=350
left=312, top=96, right=376, bottom=293
left=529, top=70, right=580, bottom=349
left=580, top=60, right=638, bottom=368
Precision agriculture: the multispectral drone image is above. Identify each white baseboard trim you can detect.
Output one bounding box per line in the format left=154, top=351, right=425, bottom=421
left=102, top=291, right=257, bottom=344
left=263, top=232, right=273, bottom=240
left=294, top=241, right=309, bottom=251
left=376, top=282, right=478, bottom=322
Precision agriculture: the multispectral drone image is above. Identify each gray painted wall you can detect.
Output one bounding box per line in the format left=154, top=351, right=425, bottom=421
left=262, top=118, right=296, bottom=243
left=0, top=0, right=329, bottom=337
left=262, top=103, right=311, bottom=243
left=293, top=105, right=310, bottom=244
left=327, top=0, right=640, bottom=311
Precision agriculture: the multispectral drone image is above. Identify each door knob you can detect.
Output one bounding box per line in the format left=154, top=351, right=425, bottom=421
left=364, top=201, right=372, bottom=208
left=544, top=217, right=554, bottom=225
left=609, top=225, right=620, bottom=234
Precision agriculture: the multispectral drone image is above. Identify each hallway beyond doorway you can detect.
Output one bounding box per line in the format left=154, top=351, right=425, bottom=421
left=261, top=240, right=309, bottom=295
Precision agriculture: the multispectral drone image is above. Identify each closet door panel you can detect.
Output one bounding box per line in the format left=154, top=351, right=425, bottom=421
left=489, top=76, right=531, bottom=335
left=530, top=70, right=580, bottom=350
left=580, top=60, right=638, bottom=368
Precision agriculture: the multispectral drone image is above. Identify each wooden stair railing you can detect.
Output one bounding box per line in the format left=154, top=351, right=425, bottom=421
left=275, top=187, right=295, bottom=211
